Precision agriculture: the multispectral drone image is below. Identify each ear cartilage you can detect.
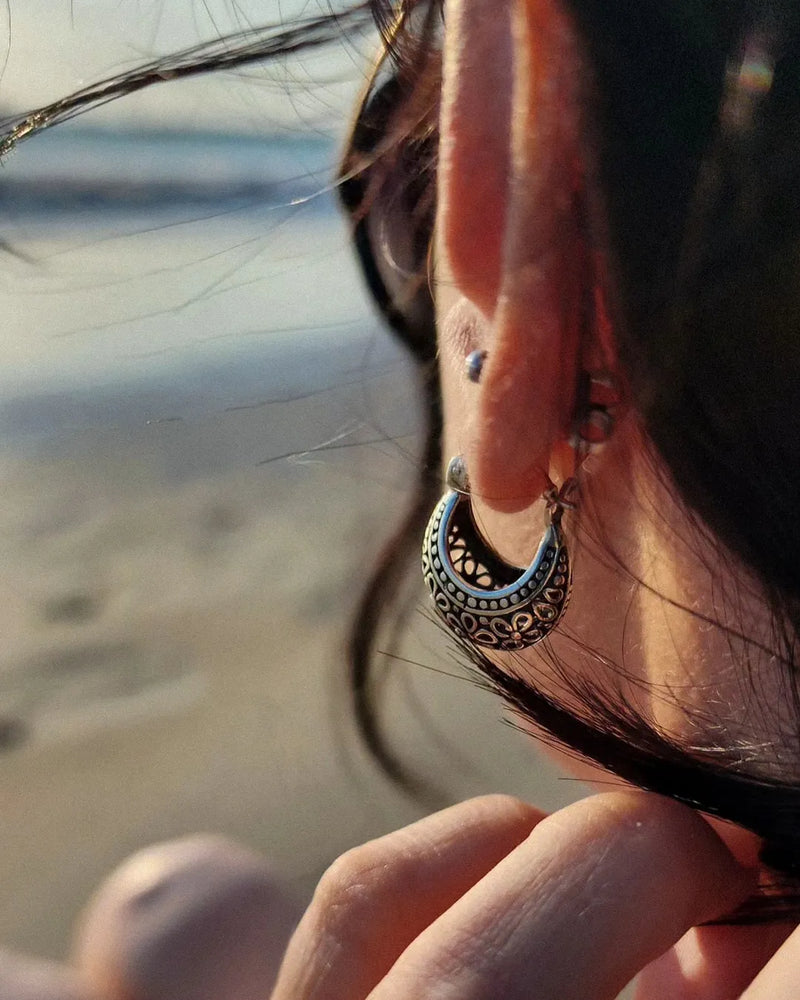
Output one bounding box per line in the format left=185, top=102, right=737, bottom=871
left=465, top=349, right=488, bottom=384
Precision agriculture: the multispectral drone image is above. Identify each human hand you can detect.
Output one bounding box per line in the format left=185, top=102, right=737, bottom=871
left=269, top=792, right=788, bottom=1000
left=1, top=793, right=798, bottom=999
left=0, top=834, right=300, bottom=1000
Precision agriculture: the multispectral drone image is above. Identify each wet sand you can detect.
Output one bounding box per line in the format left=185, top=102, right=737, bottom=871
left=0, top=359, right=586, bottom=961
left=0, top=177, right=595, bottom=969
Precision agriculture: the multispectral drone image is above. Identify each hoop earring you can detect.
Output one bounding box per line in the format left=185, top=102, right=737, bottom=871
left=421, top=457, right=575, bottom=650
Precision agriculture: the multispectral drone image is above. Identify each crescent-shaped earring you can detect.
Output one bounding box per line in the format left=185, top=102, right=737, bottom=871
left=421, top=456, right=575, bottom=650
left=421, top=358, right=616, bottom=650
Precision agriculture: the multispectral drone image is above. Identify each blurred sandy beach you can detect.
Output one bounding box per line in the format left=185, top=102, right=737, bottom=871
left=0, top=129, right=585, bottom=960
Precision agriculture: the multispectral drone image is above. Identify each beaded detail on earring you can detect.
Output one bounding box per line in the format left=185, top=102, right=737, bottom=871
left=421, top=456, right=574, bottom=649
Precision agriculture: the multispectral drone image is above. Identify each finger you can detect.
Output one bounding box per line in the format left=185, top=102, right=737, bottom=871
left=738, top=922, right=800, bottom=999
left=73, top=835, right=301, bottom=1000
left=369, top=792, right=754, bottom=1000
left=634, top=923, right=795, bottom=1000
left=0, top=951, right=93, bottom=1000
left=271, top=795, right=544, bottom=1000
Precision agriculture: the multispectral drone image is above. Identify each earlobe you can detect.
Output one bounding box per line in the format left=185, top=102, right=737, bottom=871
left=470, top=309, right=573, bottom=512
left=468, top=323, right=620, bottom=514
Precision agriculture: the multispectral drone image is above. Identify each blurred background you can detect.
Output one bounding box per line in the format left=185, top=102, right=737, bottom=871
left=0, top=0, right=584, bottom=961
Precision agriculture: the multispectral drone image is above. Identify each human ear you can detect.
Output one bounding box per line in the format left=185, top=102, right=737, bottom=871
left=438, top=0, right=589, bottom=513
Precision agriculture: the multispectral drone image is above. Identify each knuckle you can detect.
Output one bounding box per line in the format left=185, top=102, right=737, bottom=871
left=311, top=842, right=388, bottom=923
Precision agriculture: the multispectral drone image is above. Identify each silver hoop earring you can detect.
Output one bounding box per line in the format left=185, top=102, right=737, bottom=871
left=421, top=457, right=574, bottom=650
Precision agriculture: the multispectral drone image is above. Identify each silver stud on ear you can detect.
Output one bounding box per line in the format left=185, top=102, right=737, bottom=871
left=465, top=349, right=487, bottom=384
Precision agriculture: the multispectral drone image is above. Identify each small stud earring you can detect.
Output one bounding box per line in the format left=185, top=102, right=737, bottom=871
left=465, top=349, right=487, bottom=384
left=571, top=372, right=619, bottom=452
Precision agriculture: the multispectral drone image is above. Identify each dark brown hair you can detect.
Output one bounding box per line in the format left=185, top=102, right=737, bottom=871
left=338, top=0, right=800, bottom=917
left=6, top=0, right=800, bottom=917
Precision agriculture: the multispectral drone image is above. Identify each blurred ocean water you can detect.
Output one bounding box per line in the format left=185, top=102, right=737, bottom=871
left=0, top=124, right=422, bottom=737
left=0, top=125, right=416, bottom=456
left=0, top=122, right=423, bottom=758
left=0, top=126, right=579, bottom=964
left=0, top=125, right=336, bottom=214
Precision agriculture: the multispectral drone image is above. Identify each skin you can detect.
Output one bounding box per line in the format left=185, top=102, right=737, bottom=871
left=0, top=800, right=784, bottom=999
left=436, top=0, right=792, bottom=773
left=2, top=0, right=799, bottom=996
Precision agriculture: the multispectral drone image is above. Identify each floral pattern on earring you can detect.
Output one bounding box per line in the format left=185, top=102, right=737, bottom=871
left=422, top=457, right=572, bottom=651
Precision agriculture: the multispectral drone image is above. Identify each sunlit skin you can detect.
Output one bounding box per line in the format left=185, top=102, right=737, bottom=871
left=435, top=0, right=798, bottom=993
left=5, top=0, right=800, bottom=997
left=438, top=0, right=796, bottom=779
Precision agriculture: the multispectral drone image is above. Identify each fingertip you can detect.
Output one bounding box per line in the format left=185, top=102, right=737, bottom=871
left=451, top=793, right=545, bottom=831
left=550, top=792, right=756, bottom=924
left=74, top=835, right=300, bottom=1000
left=368, top=792, right=756, bottom=1000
